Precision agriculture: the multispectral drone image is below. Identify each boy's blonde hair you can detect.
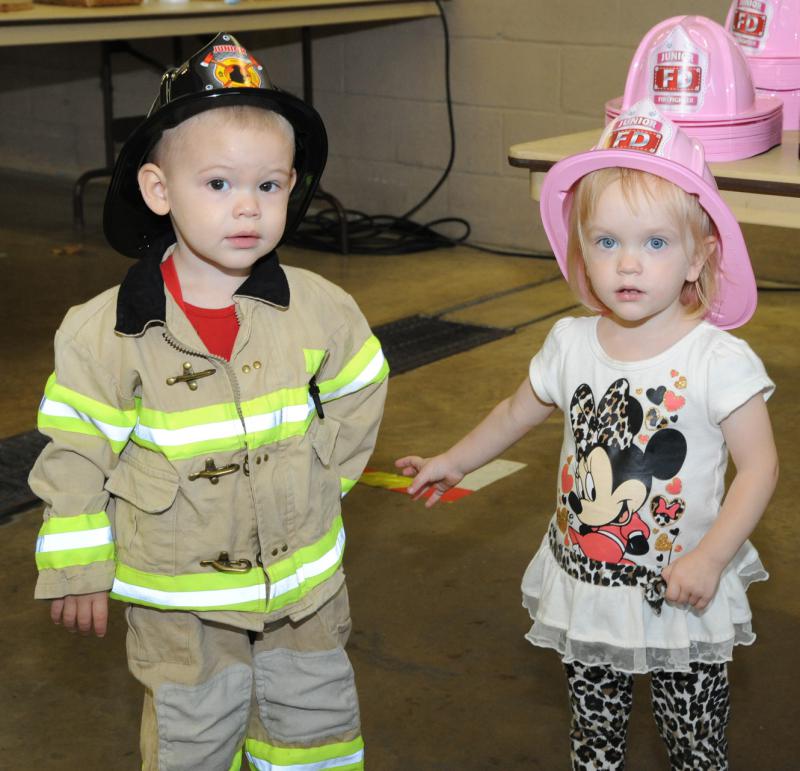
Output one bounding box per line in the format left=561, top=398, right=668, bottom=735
left=150, top=105, right=295, bottom=167
left=566, top=167, right=719, bottom=318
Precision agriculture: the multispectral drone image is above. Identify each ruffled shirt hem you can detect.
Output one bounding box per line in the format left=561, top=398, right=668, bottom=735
left=521, top=532, right=767, bottom=674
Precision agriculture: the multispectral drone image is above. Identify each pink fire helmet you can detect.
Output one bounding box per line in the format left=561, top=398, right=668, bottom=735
left=540, top=100, right=757, bottom=330
left=619, top=14, right=776, bottom=121
left=727, top=0, right=800, bottom=130
left=727, top=0, right=800, bottom=58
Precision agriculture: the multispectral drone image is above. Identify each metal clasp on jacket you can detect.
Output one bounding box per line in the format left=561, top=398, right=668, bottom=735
left=308, top=375, right=325, bottom=419
left=188, top=458, right=240, bottom=484
left=167, top=362, right=216, bottom=391
left=200, top=551, right=253, bottom=573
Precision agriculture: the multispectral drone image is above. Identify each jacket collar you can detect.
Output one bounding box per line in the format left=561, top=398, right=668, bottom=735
left=115, top=250, right=291, bottom=336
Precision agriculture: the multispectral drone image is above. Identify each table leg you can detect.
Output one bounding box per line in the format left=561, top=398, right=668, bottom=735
left=72, top=39, right=180, bottom=231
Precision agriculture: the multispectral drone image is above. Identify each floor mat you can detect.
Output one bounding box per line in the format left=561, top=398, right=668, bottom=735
left=0, top=430, right=47, bottom=520
left=373, top=314, right=513, bottom=375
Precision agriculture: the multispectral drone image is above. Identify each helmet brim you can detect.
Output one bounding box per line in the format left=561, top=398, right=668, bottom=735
left=539, top=150, right=757, bottom=330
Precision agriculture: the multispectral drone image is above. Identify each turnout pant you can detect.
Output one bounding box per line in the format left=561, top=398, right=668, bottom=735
left=125, top=585, right=363, bottom=771
left=564, top=660, right=730, bottom=771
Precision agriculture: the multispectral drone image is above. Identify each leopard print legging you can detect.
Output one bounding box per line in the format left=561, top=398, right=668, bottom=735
left=564, top=661, right=730, bottom=770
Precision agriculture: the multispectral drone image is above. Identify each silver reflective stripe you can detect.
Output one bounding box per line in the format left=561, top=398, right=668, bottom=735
left=39, top=397, right=134, bottom=443
left=133, top=403, right=314, bottom=447
left=244, top=402, right=312, bottom=433
left=246, top=749, right=365, bottom=771
left=110, top=578, right=267, bottom=608
left=268, top=527, right=346, bottom=601
left=133, top=416, right=244, bottom=447
left=36, top=526, right=113, bottom=553
left=321, top=350, right=386, bottom=402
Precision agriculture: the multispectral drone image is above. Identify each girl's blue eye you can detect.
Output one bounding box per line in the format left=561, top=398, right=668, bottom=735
left=260, top=181, right=278, bottom=193
left=208, top=179, right=229, bottom=192
left=597, top=237, right=617, bottom=249
left=648, top=237, right=667, bottom=250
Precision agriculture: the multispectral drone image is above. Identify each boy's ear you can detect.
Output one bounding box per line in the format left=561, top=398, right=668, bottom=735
left=138, top=163, right=170, bottom=216
left=688, top=235, right=717, bottom=282
left=288, top=168, right=297, bottom=194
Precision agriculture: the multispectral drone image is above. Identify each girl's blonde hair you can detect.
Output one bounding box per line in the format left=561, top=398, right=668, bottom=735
left=566, top=167, right=719, bottom=318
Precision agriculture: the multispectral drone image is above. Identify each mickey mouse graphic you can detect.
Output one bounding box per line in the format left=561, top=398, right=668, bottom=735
left=566, top=378, right=687, bottom=565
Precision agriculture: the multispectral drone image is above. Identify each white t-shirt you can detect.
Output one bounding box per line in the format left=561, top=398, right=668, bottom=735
left=521, top=316, right=774, bottom=671
left=530, top=316, right=773, bottom=568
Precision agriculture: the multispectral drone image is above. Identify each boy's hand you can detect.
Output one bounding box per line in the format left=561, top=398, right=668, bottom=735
left=661, top=550, right=725, bottom=611
left=395, top=454, right=465, bottom=508
left=51, top=591, right=109, bottom=637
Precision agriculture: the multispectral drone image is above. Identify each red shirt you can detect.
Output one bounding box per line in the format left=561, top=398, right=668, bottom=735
left=160, top=256, right=239, bottom=361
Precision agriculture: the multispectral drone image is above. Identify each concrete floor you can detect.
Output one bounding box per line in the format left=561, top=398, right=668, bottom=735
left=0, top=171, right=797, bottom=769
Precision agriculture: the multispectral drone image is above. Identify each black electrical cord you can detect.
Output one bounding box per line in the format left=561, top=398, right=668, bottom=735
left=290, top=0, right=552, bottom=260
left=398, top=0, right=454, bottom=223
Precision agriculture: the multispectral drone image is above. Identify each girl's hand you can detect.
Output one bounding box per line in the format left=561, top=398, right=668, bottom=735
left=661, top=550, right=725, bottom=611
left=50, top=591, right=109, bottom=637
left=395, top=454, right=465, bottom=508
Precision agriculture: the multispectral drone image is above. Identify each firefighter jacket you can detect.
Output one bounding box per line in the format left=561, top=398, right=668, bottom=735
left=30, top=251, right=389, bottom=631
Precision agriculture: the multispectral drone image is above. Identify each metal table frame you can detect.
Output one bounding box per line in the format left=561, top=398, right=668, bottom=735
left=1, top=0, right=440, bottom=243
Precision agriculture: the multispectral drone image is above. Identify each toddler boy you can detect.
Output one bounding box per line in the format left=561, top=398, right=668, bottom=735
left=30, top=33, right=388, bottom=770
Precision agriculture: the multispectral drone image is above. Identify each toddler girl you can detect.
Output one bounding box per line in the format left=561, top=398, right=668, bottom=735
left=396, top=100, right=778, bottom=770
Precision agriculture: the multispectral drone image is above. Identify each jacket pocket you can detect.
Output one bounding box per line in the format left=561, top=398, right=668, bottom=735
left=287, top=417, right=342, bottom=533
left=105, top=448, right=179, bottom=514
left=105, top=448, right=180, bottom=569
left=308, top=416, right=340, bottom=467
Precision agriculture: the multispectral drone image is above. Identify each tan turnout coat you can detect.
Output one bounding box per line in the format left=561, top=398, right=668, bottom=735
left=30, top=252, right=388, bottom=630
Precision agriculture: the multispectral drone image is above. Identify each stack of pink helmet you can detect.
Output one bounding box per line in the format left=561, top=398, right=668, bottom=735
left=606, top=15, right=783, bottom=161
left=726, top=0, right=800, bottom=130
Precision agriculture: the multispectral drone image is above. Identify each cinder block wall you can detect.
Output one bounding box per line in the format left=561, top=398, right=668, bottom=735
left=0, top=0, right=732, bottom=251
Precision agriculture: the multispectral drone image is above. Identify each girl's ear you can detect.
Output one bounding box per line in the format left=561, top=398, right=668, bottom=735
left=688, top=234, right=717, bottom=283
left=138, top=163, right=170, bottom=216
left=287, top=168, right=297, bottom=194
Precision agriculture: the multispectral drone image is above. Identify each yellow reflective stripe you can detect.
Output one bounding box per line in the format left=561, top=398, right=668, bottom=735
left=38, top=373, right=136, bottom=452
left=241, top=386, right=311, bottom=419
left=111, top=563, right=268, bottom=612
left=241, top=389, right=315, bottom=450
left=264, top=516, right=345, bottom=613
left=44, top=373, right=138, bottom=428
left=134, top=397, right=244, bottom=460
left=131, top=414, right=315, bottom=462
left=132, top=387, right=315, bottom=461
left=340, top=478, right=357, bottom=496
left=303, top=348, right=326, bottom=374
left=37, top=414, right=129, bottom=453
left=110, top=518, right=345, bottom=612
left=137, top=399, right=239, bottom=430
left=318, top=336, right=388, bottom=401
left=38, top=511, right=110, bottom=535
left=245, top=736, right=364, bottom=770
left=228, top=748, right=244, bottom=771
left=36, top=544, right=115, bottom=570
left=244, top=413, right=315, bottom=455
left=131, top=432, right=245, bottom=462
left=136, top=386, right=308, bottom=431
left=35, top=511, right=115, bottom=570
